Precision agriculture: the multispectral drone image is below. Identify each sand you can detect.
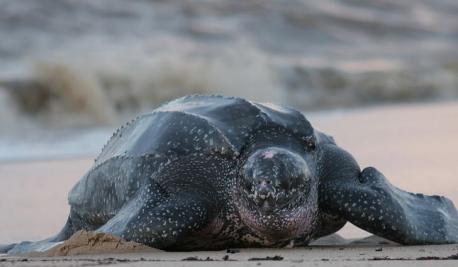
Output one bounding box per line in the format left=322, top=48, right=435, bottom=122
left=1, top=101, right=458, bottom=265
left=25, top=231, right=159, bottom=257
left=2, top=243, right=458, bottom=266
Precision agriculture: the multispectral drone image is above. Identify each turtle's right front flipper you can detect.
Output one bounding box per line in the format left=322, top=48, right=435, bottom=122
left=98, top=189, right=218, bottom=250
left=97, top=154, right=232, bottom=250
left=318, top=143, right=458, bottom=245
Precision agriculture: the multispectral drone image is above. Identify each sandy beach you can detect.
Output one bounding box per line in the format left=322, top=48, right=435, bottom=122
left=1, top=101, right=458, bottom=265
left=2, top=244, right=458, bottom=266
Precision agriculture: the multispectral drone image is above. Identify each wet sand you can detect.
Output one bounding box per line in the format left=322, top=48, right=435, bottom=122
left=1, top=101, right=458, bottom=265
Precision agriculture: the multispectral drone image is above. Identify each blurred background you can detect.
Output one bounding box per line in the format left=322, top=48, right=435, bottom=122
left=1, top=0, right=458, bottom=245
left=0, top=0, right=457, bottom=160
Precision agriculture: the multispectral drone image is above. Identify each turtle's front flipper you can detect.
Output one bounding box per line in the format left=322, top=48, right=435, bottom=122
left=97, top=188, right=217, bottom=250
left=319, top=144, right=458, bottom=245
left=96, top=154, right=231, bottom=250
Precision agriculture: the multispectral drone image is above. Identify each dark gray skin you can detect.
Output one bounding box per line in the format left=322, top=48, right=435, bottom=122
left=3, top=95, right=458, bottom=254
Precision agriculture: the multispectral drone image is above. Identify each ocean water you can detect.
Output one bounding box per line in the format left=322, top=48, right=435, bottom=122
left=0, top=0, right=458, bottom=161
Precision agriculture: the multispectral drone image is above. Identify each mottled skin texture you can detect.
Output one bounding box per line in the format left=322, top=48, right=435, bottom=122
left=3, top=95, right=458, bottom=254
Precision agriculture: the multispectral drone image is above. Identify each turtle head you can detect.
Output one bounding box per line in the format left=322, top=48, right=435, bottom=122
left=235, top=146, right=319, bottom=242
left=240, top=147, right=311, bottom=212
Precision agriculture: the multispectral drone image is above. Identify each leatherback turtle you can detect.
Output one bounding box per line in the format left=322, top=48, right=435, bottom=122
left=4, top=95, right=458, bottom=254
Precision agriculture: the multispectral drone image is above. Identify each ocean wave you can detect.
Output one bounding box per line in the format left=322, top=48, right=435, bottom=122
left=1, top=47, right=283, bottom=127
left=0, top=0, right=457, bottom=130
left=2, top=52, right=458, bottom=129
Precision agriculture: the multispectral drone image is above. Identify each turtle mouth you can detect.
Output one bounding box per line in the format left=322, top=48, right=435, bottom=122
left=256, top=198, right=275, bottom=213
left=235, top=188, right=317, bottom=242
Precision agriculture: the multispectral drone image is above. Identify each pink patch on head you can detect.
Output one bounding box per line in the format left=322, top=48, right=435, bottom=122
left=263, top=151, right=275, bottom=159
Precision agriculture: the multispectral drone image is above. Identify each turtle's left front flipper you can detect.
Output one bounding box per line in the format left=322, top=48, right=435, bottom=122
left=319, top=144, right=458, bottom=245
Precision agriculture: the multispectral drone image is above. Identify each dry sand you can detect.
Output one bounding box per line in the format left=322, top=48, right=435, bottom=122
left=27, top=231, right=158, bottom=257
left=1, top=101, right=458, bottom=265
